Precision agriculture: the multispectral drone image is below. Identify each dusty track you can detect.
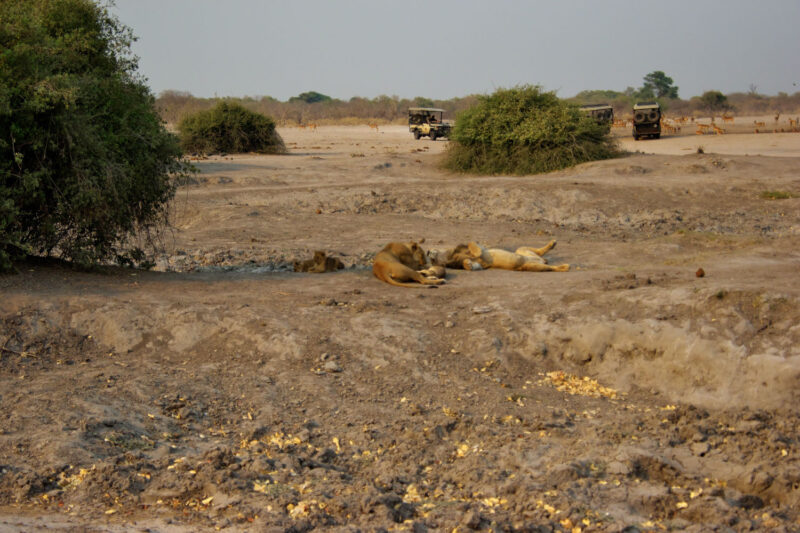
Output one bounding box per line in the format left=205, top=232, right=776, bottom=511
left=1, top=125, right=799, bottom=531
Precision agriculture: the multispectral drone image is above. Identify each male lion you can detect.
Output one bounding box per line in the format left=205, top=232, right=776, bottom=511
left=429, top=239, right=569, bottom=272
left=372, top=241, right=445, bottom=287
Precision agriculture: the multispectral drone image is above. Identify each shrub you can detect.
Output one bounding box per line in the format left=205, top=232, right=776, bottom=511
left=442, top=86, right=618, bottom=175
left=761, top=191, right=792, bottom=200
left=0, top=0, right=188, bottom=271
left=177, top=102, right=286, bottom=155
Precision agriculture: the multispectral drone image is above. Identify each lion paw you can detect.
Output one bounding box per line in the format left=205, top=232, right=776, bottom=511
left=463, top=260, right=483, bottom=271
left=467, top=242, right=483, bottom=258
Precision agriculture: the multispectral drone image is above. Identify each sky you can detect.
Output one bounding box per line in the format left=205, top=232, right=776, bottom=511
left=112, top=0, right=800, bottom=102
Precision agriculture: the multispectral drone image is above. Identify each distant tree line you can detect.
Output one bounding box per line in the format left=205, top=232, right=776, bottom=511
left=568, top=89, right=800, bottom=118
left=156, top=82, right=800, bottom=127
left=568, top=72, right=800, bottom=118
left=155, top=91, right=481, bottom=126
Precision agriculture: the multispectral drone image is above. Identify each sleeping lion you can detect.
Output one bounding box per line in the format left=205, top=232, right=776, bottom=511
left=372, top=241, right=445, bottom=287
left=429, top=239, right=569, bottom=272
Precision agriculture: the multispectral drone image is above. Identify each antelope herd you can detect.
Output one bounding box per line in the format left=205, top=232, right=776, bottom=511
left=613, top=114, right=799, bottom=136
left=297, top=122, right=386, bottom=133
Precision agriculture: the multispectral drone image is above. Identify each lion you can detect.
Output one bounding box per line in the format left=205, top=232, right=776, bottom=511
left=294, top=251, right=345, bottom=273
left=429, top=239, right=569, bottom=272
left=372, top=241, right=445, bottom=287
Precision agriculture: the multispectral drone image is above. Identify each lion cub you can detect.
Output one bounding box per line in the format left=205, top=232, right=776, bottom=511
left=294, top=251, right=345, bottom=273
left=372, top=241, right=445, bottom=287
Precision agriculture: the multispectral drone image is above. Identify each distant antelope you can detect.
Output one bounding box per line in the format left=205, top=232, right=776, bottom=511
left=775, top=113, right=780, bottom=123
left=696, top=124, right=711, bottom=135
left=721, top=115, right=734, bottom=124
left=754, top=120, right=766, bottom=127
left=712, top=125, right=725, bottom=135
left=368, top=123, right=379, bottom=132
left=789, top=117, right=798, bottom=128
left=307, top=123, right=318, bottom=132
left=663, top=124, right=678, bottom=135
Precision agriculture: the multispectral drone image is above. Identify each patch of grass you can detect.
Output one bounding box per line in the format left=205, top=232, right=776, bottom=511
left=253, top=480, right=294, bottom=496
left=761, top=191, right=793, bottom=200
left=104, top=431, right=155, bottom=451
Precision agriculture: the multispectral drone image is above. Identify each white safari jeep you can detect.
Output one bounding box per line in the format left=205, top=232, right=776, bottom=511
left=408, top=107, right=452, bottom=141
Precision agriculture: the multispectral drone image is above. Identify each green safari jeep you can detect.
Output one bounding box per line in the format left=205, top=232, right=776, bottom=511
left=632, top=102, right=661, bottom=140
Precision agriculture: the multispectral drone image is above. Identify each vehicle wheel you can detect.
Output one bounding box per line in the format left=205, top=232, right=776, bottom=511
left=634, top=112, right=645, bottom=122
left=633, top=134, right=639, bottom=141
left=413, top=130, right=420, bottom=140
left=648, top=111, right=659, bottom=122
left=429, top=132, right=437, bottom=141
left=654, top=133, right=661, bottom=139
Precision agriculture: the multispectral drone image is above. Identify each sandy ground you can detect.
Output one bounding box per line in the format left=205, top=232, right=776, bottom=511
left=1, top=125, right=800, bottom=532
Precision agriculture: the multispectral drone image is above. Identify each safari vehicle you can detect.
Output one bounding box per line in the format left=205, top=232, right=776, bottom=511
left=632, top=101, right=661, bottom=140
left=580, top=103, right=614, bottom=125
left=408, top=107, right=452, bottom=141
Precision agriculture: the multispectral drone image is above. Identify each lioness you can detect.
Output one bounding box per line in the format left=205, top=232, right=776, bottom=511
left=429, top=239, right=569, bottom=272
left=372, top=241, right=445, bottom=287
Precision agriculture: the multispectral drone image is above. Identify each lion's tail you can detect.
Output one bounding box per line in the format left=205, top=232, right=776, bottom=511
left=386, top=279, right=433, bottom=288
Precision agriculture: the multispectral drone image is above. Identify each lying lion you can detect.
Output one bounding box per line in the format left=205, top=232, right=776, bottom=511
left=429, top=239, right=569, bottom=272
left=372, top=241, right=445, bottom=287
left=294, top=251, right=345, bottom=273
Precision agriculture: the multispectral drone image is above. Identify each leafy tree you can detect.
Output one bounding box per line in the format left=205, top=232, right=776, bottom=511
left=289, top=91, right=332, bottom=104
left=0, top=0, right=188, bottom=271
left=443, top=86, right=617, bottom=175
left=699, top=90, right=730, bottom=115
left=177, top=101, right=286, bottom=155
left=642, top=71, right=679, bottom=99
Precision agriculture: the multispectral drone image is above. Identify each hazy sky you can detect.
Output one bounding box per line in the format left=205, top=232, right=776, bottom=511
left=112, top=0, right=800, bottom=101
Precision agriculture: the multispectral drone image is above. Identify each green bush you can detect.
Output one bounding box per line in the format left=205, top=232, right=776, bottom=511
left=442, top=86, right=618, bottom=175
left=177, top=102, right=286, bottom=155
left=0, top=0, right=188, bottom=271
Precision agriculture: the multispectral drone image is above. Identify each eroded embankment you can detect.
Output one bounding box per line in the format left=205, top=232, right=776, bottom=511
left=1, top=273, right=799, bottom=530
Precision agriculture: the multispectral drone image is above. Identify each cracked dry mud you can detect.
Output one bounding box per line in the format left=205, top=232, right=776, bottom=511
left=1, top=125, right=799, bottom=532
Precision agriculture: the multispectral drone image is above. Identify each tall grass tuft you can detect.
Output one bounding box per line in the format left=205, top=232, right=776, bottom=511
left=178, top=102, right=286, bottom=155
left=442, top=85, right=618, bottom=175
